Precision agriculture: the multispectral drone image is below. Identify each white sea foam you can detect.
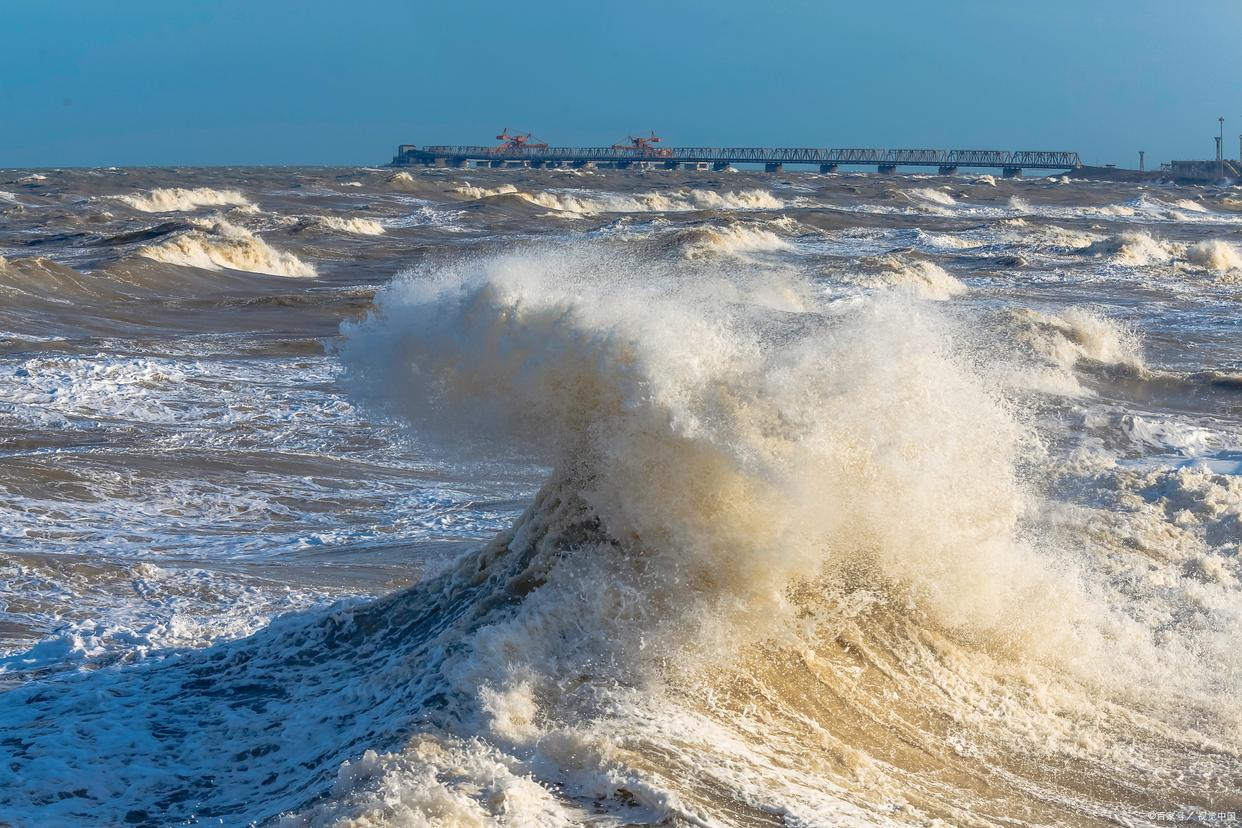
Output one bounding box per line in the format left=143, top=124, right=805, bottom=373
left=137, top=219, right=316, bottom=276
left=7, top=173, right=1242, bottom=828
left=1186, top=238, right=1242, bottom=272
left=386, top=205, right=467, bottom=230
left=115, top=187, right=253, bottom=213
left=302, top=215, right=386, bottom=235
left=906, top=186, right=957, bottom=206
left=452, top=182, right=519, bottom=199
left=677, top=222, right=792, bottom=259
left=998, top=306, right=1146, bottom=397
left=454, top=183, right=783, bottom=214
left=845, top=257, right=968, bottom=300
left=317, top=247, right=1237, bottom=822
left=1082, top=231, right=1242, bottom=274
left=1065, top=194, right=1233, bottom=223
left=1083, top=231, right=1180, bottom=265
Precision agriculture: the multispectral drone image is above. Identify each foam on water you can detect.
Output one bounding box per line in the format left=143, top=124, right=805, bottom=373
left=4, top=169, right=1242, bottom=827
left=675, top=220, right=793, bottom=259
left=297, top=214, right=387, bottom=235
left=454, top=182, right=784, bottom=214
left=834, top=256, right=969, bottom=300
left=137, top=218, right=316, bottom=276
left=1186, top=239, right=1242, bottom=272
left=115, top=187, right=254, bottom=213
left=905, top=186, right=957, bottom=206
left=1083, top=231, right=1180, bottom=266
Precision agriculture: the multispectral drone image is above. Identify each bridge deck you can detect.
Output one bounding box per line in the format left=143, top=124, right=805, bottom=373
left=392, top=144, right=1081, bottom=170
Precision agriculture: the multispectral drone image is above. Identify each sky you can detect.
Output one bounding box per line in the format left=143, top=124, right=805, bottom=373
left=3, top=0, right=1242, bottom=168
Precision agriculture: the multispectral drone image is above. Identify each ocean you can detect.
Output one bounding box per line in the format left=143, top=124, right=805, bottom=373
left=0, top=165, right=1239, bottom=826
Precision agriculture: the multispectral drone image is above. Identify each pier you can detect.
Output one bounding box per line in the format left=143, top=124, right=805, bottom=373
left=391, top=144, right=1082, bottom=176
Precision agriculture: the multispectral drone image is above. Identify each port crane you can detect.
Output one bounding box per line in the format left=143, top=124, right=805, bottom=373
left=493, top=129, right=547, bottom=152
left=612, top=132, right=672, bottom=157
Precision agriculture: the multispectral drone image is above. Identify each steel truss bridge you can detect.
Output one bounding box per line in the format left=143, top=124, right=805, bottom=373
left=392, top=144, right=1082, bottom=175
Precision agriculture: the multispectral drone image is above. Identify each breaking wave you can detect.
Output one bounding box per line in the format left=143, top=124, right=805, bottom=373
left=1083, top=231, right=1179, bottom=266
left=453, top=183, right=783, bottom=214
left=674, top=221, right=792, bottom=259
left=1013, top=306, right=1145, bottom=372
left=1084, top=231, right=1242, bottom=273
left=114, top=187, right=254, bottom=213
left=1186, top=239, right=1242, bottom=272
left=296, top=215, right=387, bottom=236
left=136, top=219, right=316, bottom=277
left=4, top=246, right=1240, bottom=826
left=385, top=171, right=417, bottom=186
left=452, top=183, right=519, bottom=200
left=905, top=186, right=957, bottom=206
left=997, top=306, right=1147, bottom=395
left=1068, top=194, right=1227, bottom=223
left=318, top=248, right=1236, bottom=823
left=846, top=256, right=968, bottom=300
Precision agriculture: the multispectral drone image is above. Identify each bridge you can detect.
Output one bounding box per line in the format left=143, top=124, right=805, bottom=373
left=391, top=144, right=1082, bottom=176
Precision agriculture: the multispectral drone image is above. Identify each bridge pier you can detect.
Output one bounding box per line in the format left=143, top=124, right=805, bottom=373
left=489, top=160, right=505, bottom=168
left=764, top=162, right=784, bottom=173
left=819, top=163, right=838, bottom=174
left=615, top=161, right=632, bottom=170
left=938, top=165, right=958, bottom=176
left=1002, top=166, right=1022, bottom=178
left=571, top=161, right=594, bottom=169
left=446, top=158, right=469, bottom=168
left=712, top=161, right=731, bottom=171
left=663, top=161, right=680, bottom=170
left=877, top=164, right=897, bottom=174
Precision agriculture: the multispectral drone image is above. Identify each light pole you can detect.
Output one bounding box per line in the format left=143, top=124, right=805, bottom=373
left=1219, top=116, right=1226, bottom=179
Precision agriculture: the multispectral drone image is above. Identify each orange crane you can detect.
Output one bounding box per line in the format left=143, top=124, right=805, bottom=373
left=612, top=131, right=672, bottom=157
left=493, top=129, right=548, bottom=152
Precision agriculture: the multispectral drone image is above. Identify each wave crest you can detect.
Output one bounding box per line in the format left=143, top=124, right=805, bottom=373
left=453, top=183, right=783, bottom=214
left=846, top=256, right=968, bottom=300
left=137, top=219, right=316, bottom=277
left=114, top=187, right=253, bottom=213
left=675, top=221, right=792, bottom=259
left=295, top=215, right=386, bottom=236
left=341, top=249, right=1072, bottom=656
left=1186, top=239, right=1242, bottom=272
left=1006, top=306, right=1146, bottom=378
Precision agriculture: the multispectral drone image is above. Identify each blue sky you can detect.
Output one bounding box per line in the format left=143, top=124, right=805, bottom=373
left=3, top=0, right=1241, bottom=167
